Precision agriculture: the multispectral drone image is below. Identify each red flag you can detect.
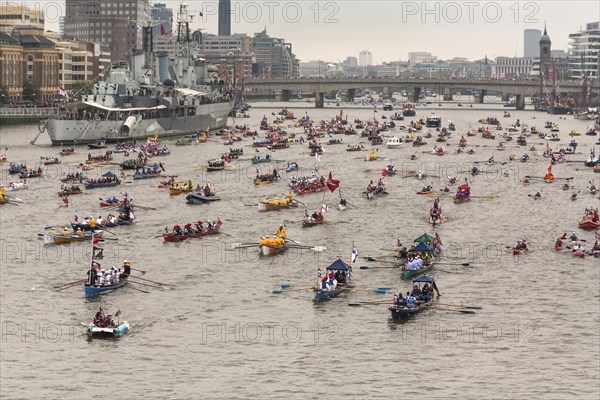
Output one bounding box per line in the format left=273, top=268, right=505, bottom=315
left=382, top=169, right=387, bottom=177
left=326, top=172, right=340, bottom=193
left=160, top=23, right=165, bottom=35
left=217, top=218, right=222, bottom=227
left=93, top=237, right=100, bottom=245
left=547, top=164, right=552, bottom=173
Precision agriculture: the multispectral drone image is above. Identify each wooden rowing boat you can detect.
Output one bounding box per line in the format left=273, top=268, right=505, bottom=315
left=259, top=243, right=287, bottom=256
left=258, top=201, right=298, bottom=211
left=302, top=220, right=324, bottom=228
left=44, top=230, right=104, bottom=245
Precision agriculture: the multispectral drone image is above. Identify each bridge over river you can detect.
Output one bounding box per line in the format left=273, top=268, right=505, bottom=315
left=245, top=77, right=600, bottom=109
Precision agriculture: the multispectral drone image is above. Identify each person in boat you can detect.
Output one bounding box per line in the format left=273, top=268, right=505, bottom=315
left=93, top=307, right=106, bottom=327
left=570, top=192, right=577, bottom=201
left=121, top=260, right=131, bottom=279
left=411, top=285, right=422, bottom=298
left=468, top=149, right=475, bottom=154
left=340, top=198, right=347, bottom=207
left=533, top=191, right=541, bottom=200
left=570, top=233, right=579, bottom=242
left=572, top=243, right=584, bottom=253
left=488, top=155, right=494, bottom=165
left=404, top=291, right=416, bottom=309
left=471, top=165, right=480, bottom=175
left=555, top=238, right=563, bottom=249
left=327, top=272, right=337, bottom=289
left=276, top=225, right=286, bottom=238
left=184, top=223, right=193, bottom=234
left=173, top=224, right=183, bottom=235
left=195, top=221, right=204, bottom=232
left=62, top=227, right=70, bottom=236
left=410, top=154, right=417, bottom=160
left=320, top=277, right=330, bottom=291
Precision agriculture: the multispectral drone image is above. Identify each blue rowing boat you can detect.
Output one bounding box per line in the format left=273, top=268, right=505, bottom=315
left=133, top=172, right=161, bottom=180
left=252, top=154, right=271, bottom=164
left=85, top=180, right=120, bottom=189
left=84, top=279, right=128, bottom=297
left=314, top=258, right=352, bottom=302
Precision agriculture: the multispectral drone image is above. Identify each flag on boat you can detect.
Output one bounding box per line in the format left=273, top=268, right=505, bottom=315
left=351, top=247, right=359, bottom=263
left=548, top=164, right=552, bottom=173
left=217, top=218, right=222, bottom=227
left=326, top=172, right=340, bottom=193
left=92, top=246, right=104, bottom=260
left=321, top=204, right=328, bottom=215
left=382, top=169, right=387, bottom=177
left=93, top=237, right=101, bottom=245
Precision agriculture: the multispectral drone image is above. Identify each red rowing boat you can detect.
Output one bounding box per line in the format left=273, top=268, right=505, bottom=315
left=163, top=226, right=220, bottom=242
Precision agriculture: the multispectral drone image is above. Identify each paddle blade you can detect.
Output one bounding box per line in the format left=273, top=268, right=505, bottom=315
left=359, top=266, right=369, bottom=270
left=372, top=289, right=389, bottom=294
left=280, top=284, right=292, bottom=289
left=271, top=290, right=284, bottom=294
left=459, top=310, right=476, bottom=314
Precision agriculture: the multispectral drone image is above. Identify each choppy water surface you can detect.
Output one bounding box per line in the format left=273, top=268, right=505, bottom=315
left=1, top=101, right=599, bottom=399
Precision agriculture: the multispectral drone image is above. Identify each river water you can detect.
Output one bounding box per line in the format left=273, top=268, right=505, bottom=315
left=1, top=100, right=599, bottom=399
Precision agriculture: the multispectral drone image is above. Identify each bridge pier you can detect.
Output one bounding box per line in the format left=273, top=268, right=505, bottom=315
left=473, top=90, right=486, bottom=104
left=315, top=92, right=324, bottom=108
left=501, top=93, right=510, bottom=102
left=413, top=86, right=422, bottom=103
left=382, top=86, right=391, bottom=100
left=516, top=94, right=525, bottom=110
left=274, top=90, right=283, bottom=102
left=443, top=87, right=453, bottom=101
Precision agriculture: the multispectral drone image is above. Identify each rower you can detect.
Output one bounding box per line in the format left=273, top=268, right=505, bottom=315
left=404, top=292, right=416, bottom=309
left=121, top=260, right=131, bottom=278
left=570, top=233, right=578, bottom=242
left=570, top=192, right=577, bottom=201
left=276, top=224, right=286, bottom=238
left=533, top=191, right=541, bottom=200
left=62, top=227, right=70, bottom=236
left=75, top=227, right=83, bottom=236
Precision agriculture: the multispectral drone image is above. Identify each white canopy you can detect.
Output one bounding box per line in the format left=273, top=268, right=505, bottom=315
left=176, top=88, right=207, bottom=97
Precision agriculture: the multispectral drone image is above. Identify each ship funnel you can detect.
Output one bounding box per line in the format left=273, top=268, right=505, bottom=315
left=157, top=54, right=169, bottom=83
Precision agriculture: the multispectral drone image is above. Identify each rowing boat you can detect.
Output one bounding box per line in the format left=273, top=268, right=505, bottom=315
left=259, top=243, right=287, bottom=256
left=84, top=278, right=127, bottom=297
left=186, top=193, right=221, bottom=204
left=44, top=230, right=104, bottom=245
left=169, top=186, right=193, bottom=195
left=83, top=321, right=129, bottom=337
left=579, top=219, right=600, bottom=230
left=302, top=219, right=324, bottom=228
left=163, top=226, right=220, bottom=242
left=314, top=258, right=352, bottom=302
left=389, top=276, right=438, bottom=319
left=258, top=201, right=298, bottom=211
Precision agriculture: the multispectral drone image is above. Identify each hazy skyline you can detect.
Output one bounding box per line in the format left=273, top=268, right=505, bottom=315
left=8, top=0, right=600, bottom=62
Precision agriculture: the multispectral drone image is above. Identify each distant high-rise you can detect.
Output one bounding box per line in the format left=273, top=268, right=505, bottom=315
left=218, top=0, right=231, bottom=36
left=359, top=50, right=372, bottom=67
left=64, top=0, right=150, bottom=62
left=524, top=29, right=541, bottom=57
left=569, top=21, right=600, bottom=80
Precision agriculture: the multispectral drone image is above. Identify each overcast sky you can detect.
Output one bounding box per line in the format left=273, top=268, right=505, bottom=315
left=11, top=0, right=600, bottom=62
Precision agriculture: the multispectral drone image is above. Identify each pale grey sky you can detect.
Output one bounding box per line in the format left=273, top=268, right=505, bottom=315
left=11, top=0, right=600, bottom=62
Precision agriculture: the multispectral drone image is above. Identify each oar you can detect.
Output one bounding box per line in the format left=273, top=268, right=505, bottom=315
left=129, top=276, right=171, bottom=286
left=434, top=306, right=476, bottom=314
left=4, top=195, right=24, bottom=203
left=126, top=278, right=165, bottom=289
left=470, top=195, right=497, bottom=199
left=434, top=303, right=482, bottom=310
left=126, top=284, right=149, bottom=294
left=435, top=262, right=470, bottom=267
left=359, top=265, right=398, bottom=270
left=363, top=259, right=400, bottom=265
left=54, top=279, right=87, bottom=290
left=231, top=243, right=258, bottom=249
left=131, top=267, right=146, bottom=275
